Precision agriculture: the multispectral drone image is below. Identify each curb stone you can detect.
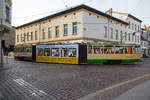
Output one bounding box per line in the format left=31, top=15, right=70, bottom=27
left=0, top=67, right=10, bottom=72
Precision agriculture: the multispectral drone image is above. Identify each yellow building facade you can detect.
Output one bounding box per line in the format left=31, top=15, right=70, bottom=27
left=16, top=5, right=132, bottom=46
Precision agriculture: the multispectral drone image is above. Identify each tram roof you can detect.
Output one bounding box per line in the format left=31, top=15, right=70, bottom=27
left=15, top=43, right=140, bottom=47
left=87, top=43, right=140, bottom=47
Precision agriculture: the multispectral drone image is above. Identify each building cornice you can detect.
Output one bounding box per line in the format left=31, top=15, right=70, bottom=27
left=15, top=37, right=118, bottom=46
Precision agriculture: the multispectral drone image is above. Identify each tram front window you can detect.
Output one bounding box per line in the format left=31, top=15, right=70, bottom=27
left=37, top=48, right=43, bottom=56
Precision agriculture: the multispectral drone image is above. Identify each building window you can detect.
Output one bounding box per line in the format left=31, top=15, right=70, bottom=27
left=128, top=33, right=130, bottom=41
left=104, top=26, right=107, bottom=38
left=27, top=33, right=29, bottom=41
left=110, top=28, right=113, bottom=39
left=124, top=32, right=127, bottom=41
left=20, top=34, right=23, bottom=42
left=138, top=25, right=140, bottom=32
left=73, top=22, right=77, bottom=35
left=135, top=35, right=137, bottom=42
left=64, top=24, right=68, bottom=36
left=129, top=22, right=130, bottom=29
left=132, top=23, right=134, bottom=30
left=120, top=31, right=123, bottom=42
left=42, top=29, right=45, bottom=39
left=116, top=30, right=118, bottom=40
left=138, top=36, right=140, bottom=43
left=135, top=24, right=137, bottom=31
left=125, top=25, right=127, bottom=28
left=48, top=28, right=51, bottom=38
left=31, top=32, right=33, bottom=40
left=55, top=26, right=59, bottom=37
left=5, top=6, right=10, bottom=21
left=17, top=35, right=19, bottom=42
left=35, top=31, right=38, bottom=40
left=23, top=33, right=26, bottom=42
left=132, top=34, right=134, bottom=42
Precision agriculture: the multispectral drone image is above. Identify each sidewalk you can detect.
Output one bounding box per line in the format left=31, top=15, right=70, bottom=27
left=0, top=56, right=12, bottom=71
left=114, top=80, right=150, bottom=100
left=0, top=91, right=4, bottom=100
left=0, top=66, right=9, bottom=71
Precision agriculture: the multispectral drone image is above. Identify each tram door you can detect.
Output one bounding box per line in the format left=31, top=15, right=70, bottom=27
left=32, top=45, right=36, bottom=62
left=79, top=44, right=87, bottom=64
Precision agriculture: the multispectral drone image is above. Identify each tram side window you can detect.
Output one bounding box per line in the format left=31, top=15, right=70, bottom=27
left=18, top=47, right=21, bottom=52
left=44, top=48, right=50, bottom=56
left=26, top=48, right=29, bottom=52
left=100, top=47, right=103, bottom=54
left=132, top=48, right=135, bottom=54
left=88, top=46, right=92, bottom=54
left=23, top=47, right=25, bottom=52
left=124, top=48, right=128, bottom=54
left=26, top=48, right=31, bottom=53
left=108, top=47, right=114, bottom=54
left=61, top=48, right=69, bottom=57
left=128, top=48, right=132, bottom=54
left=68, top=48, right=76, bottom=57
left=37, top=48, right=43, bottom=56
left=61, top=48, right=76, bottom=57
left=51, top=48, right=60, bottom=57
left=14, top=47, right=17, bottom=52
left=112, top=47, right=115, bottom=54
left=115, top=47, right=124, bottom=54
left=20, top=47, right=23, bottom=52
left=94, top=46, right=100, bottom=54
left=135, top=47, right=138, bottom=54
left=104, top=47, right=113, bottom=54
left=137, top=47, right=140, bottom=54
left=134, top=47, right=140, bottom=54
left=104, top=48, right=107, bottom=54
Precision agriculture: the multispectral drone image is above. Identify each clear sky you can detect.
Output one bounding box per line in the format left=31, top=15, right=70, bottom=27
left=12, top=0, right=150, bottom=27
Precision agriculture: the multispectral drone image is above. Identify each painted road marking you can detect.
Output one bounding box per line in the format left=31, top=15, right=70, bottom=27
left=78, top=73, right=150, bottom=100
left=13, top=78, right=55, bottom=100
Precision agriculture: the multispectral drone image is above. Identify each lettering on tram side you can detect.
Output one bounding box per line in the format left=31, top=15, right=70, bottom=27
left=125, top=54, right=140, bottom=59
left=36, top=57, right=79, bottom=64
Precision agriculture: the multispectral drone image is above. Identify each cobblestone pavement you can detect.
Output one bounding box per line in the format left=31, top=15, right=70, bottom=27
left=0, top=58, right=150, bottom=100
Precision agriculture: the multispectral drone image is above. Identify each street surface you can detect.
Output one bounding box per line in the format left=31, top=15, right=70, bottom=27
left=114, top=80, right=150, bottom=100
left=0, top=58, right=150, bottom=100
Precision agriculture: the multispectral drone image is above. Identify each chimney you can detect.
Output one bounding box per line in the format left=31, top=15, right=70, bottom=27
left=106, top=8, right=113, bottom=16
left=109, top=8, right=112, bottom=16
